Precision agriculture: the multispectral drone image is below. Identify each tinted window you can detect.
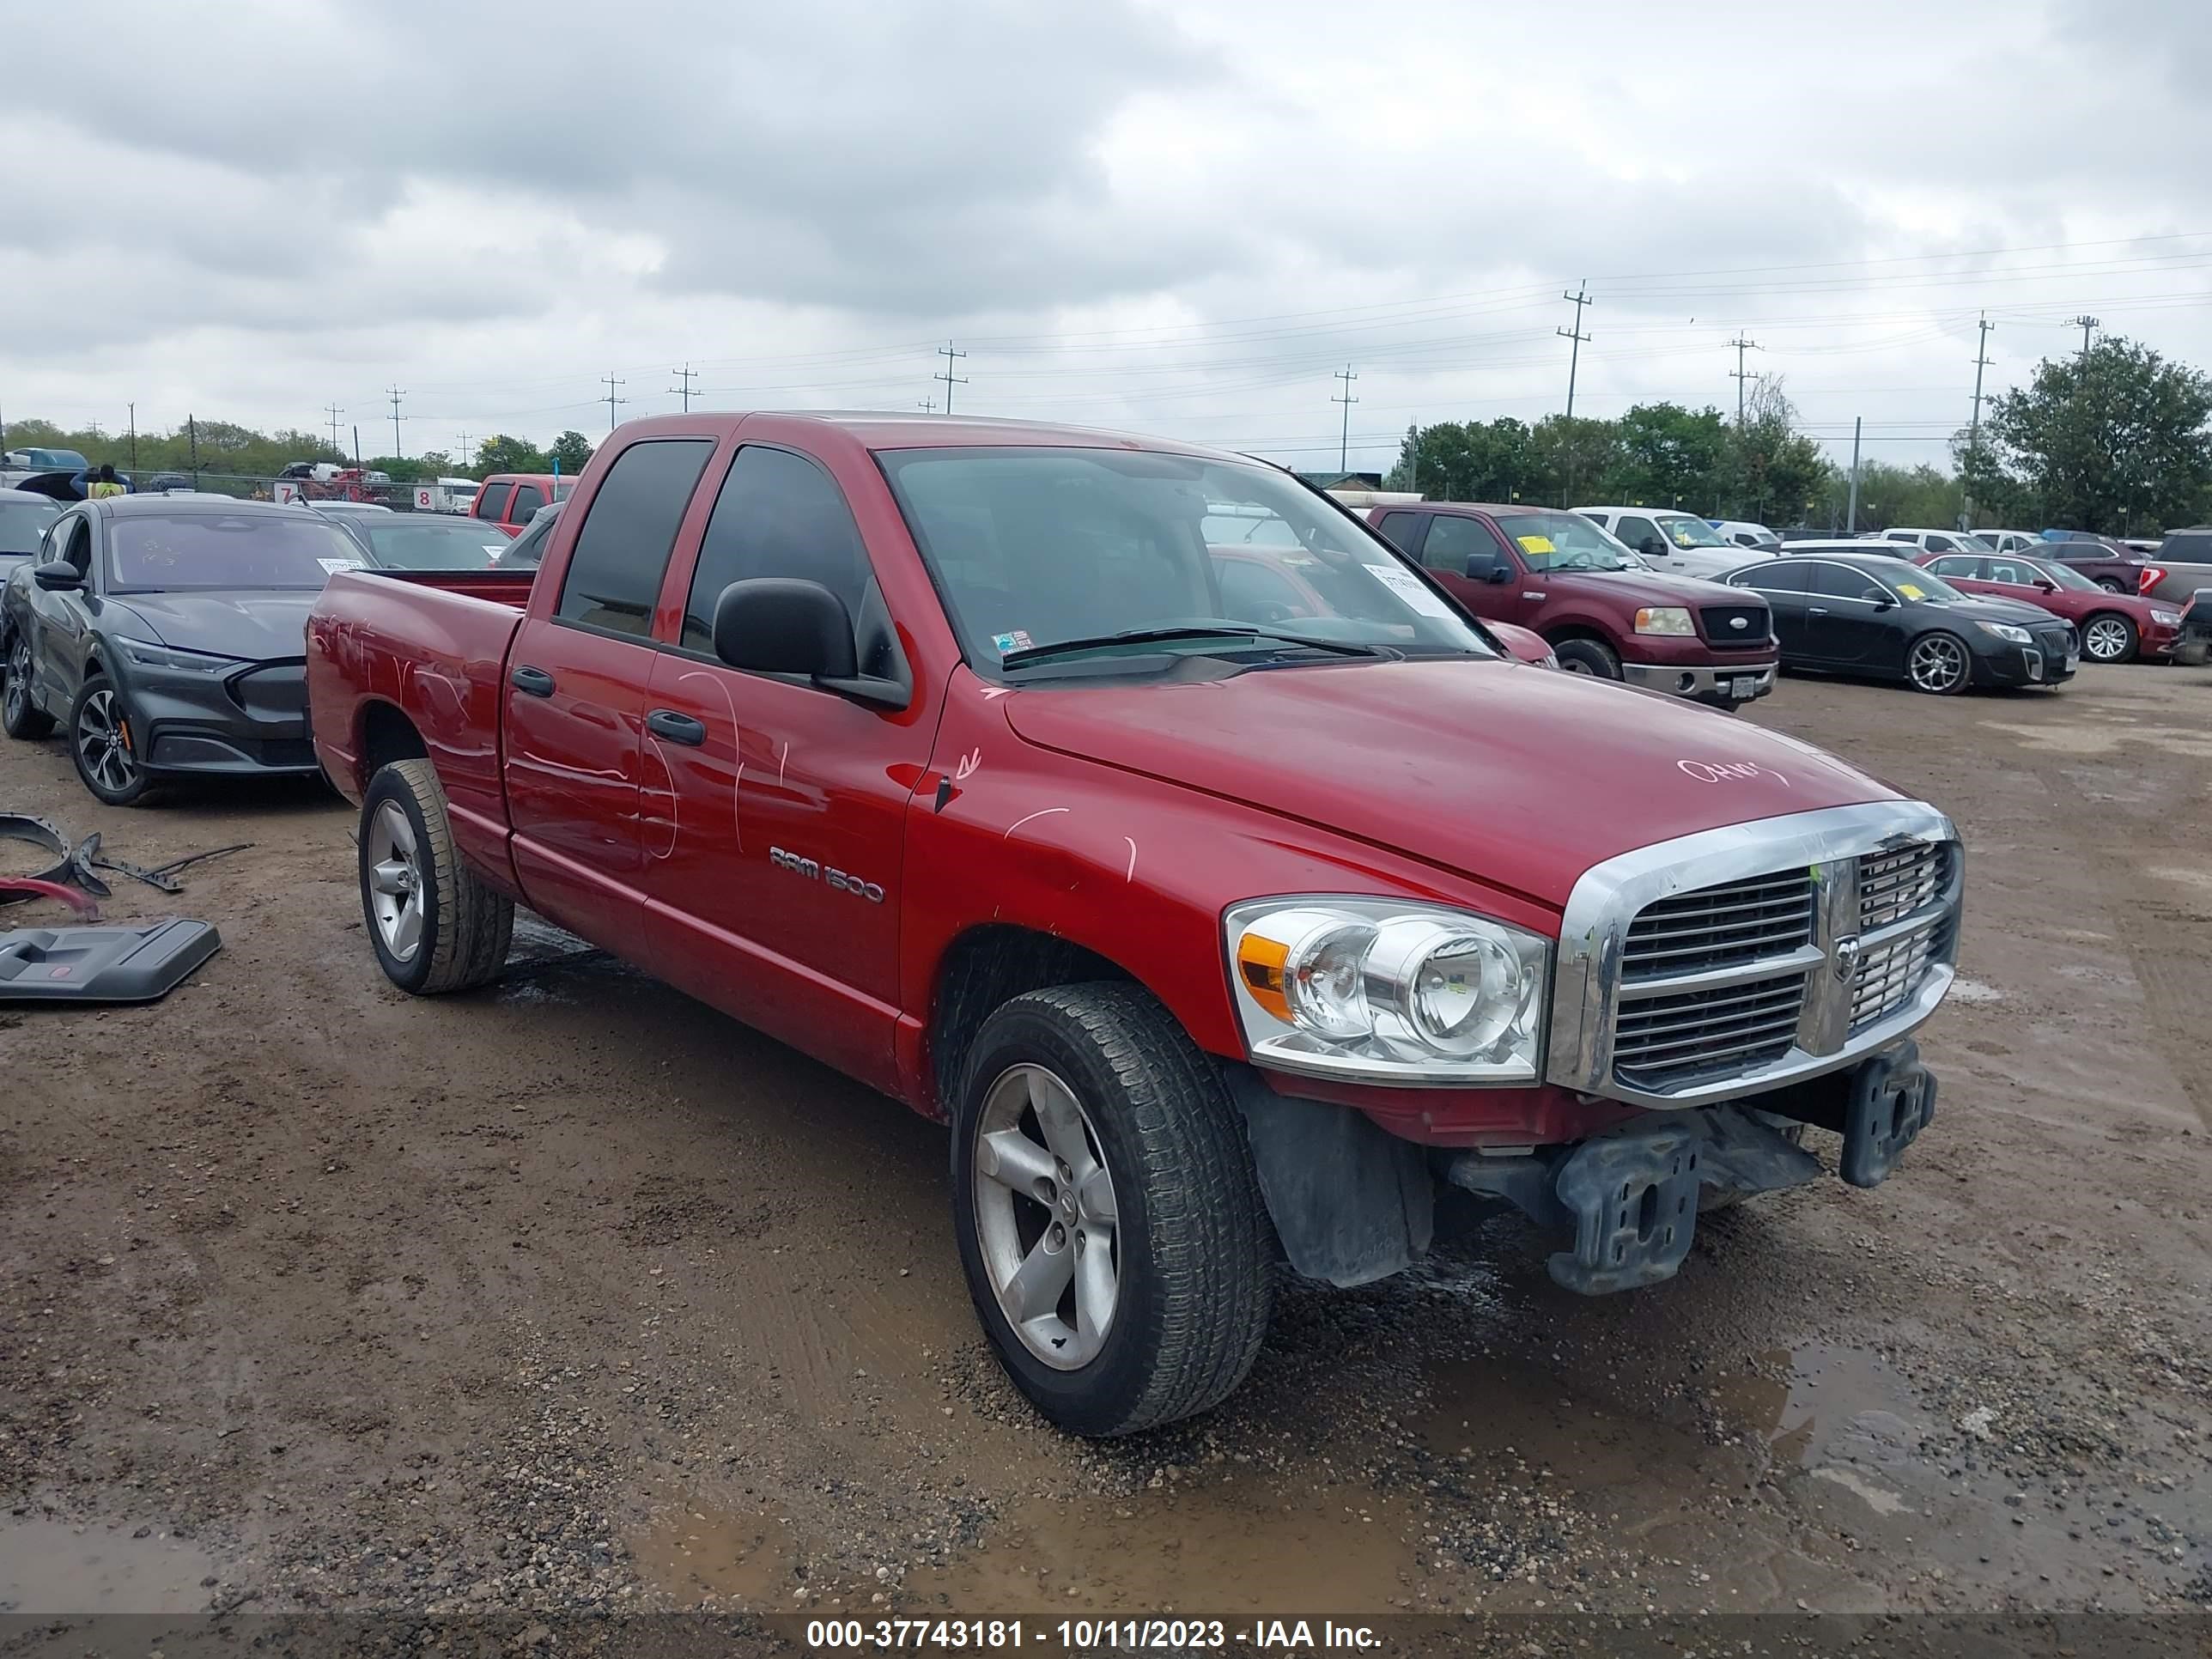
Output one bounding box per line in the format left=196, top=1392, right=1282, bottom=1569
left=495, top=507, right=561, bottom=569
left=1984, top=558, right=2045, bottom=586
left=1374, top=511, right=1425, bottom=555
left=1924, top=533, right=1959, bottom=553
left=476, top=483, right=513, bottom=524
left=63, top=515, right=92, bottom=574
left=1735, top=562, right=1809, bottom=594
left=1422, top=514, right=1504, bottom=574
left=1613, top=514, right=1660, bottom=553
left=555, top=441, right=714, bottom=637
left=358, top=517, right=510, bottom=570
left=684, top=446, right=870, bottom=654
left=1811, top=562, right=1891, bottom=603
left=509, top=483, right=546, bottom=520
left=1926, top=555, right=1981, bottom=578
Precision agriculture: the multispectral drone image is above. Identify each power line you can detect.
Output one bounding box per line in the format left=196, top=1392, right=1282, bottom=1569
left=1558, top=282, right=1594, bottom=419
left=385, top=386, right=407, bottom=460
left=934, top=341, right=969, bottom=414
left=668, top=362, right=699, bottom=411
left=1728, top=334, right=1762, bottom=423
left=602, top=372, right=628, bottom=433
left=1330, top=365, right=1358, bottom=471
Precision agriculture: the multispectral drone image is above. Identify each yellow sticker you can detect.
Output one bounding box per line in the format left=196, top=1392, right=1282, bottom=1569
left=1896, top=582, right=1924, bottom=599
left=1516, top=534, right=1555, bottom=554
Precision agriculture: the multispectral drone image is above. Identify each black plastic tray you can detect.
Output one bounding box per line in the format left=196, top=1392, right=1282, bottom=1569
left=0, top=919, right=222, bottom=1003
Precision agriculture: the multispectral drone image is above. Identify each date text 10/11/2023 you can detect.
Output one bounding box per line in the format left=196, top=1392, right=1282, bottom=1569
left=805, top=1618, right=1383, bottom=1650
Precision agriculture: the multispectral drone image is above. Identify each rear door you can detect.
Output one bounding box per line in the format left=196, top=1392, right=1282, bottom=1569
left=502, top=437, right=717, bottom=944
left=505, top=481, right=547, bottom=533
left=637, top=441, right=927, bottom=1088
left=1924, top=553, right=1999, bottom=597
left=1733, top=559, right=1813, bottom=656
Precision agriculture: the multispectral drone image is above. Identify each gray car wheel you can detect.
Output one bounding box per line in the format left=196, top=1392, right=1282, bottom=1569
left=70, top=677, right=156, bottom=805
left=2, top=635, right=55, bottom=739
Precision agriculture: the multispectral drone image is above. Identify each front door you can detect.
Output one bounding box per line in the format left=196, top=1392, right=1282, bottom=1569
left=502, top=436, right=718, bottom=945
left=1415, top=514, right=1528, bottom=624
left=1805, top=562, right=1896, bottom=666
left=636, top=443, right=927, bottom=1092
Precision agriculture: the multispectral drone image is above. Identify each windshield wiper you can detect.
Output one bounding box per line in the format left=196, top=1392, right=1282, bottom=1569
left=1000, top=624, right=1386, bottom=670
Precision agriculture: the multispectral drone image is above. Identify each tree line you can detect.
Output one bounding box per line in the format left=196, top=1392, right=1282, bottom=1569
left=1387, top=337, right=2212, bottom=534
left=0, top=417, right=598, bottom=489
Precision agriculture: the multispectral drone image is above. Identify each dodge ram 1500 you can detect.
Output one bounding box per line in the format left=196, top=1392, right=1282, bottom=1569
left=307, top=413, right=1961, bottom=1437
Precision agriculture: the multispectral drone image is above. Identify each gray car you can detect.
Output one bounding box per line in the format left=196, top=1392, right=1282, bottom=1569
left=0, top=495, right=367, bottom=805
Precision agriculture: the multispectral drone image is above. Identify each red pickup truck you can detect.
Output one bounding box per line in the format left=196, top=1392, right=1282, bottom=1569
left=1368, top=503, right=1777, bottom=706
left=307, top=413, right=1961, bottom=1437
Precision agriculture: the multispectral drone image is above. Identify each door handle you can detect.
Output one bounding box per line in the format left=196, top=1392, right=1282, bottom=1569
left=510, top=665, right=556, bottom=697
left=1807, top=606, right=1830, bottom=617
left=645, top=709, right=708, bottom=746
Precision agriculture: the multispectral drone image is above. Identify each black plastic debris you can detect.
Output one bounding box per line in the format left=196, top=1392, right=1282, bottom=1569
left=0, top=918, right=222, bottom=1004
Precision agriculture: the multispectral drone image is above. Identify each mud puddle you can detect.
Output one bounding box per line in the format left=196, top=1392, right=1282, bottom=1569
left=0, top=1518, right=218, bottom=1613
left=631, top=1504, right=794, bottom=1606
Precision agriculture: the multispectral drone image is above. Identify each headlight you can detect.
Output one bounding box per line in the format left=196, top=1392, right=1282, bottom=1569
left=1974, top=621, right=2033, bottom=645
left=1633, top=606, right=1694, bottom=636
left=1225, top=897, right=1549, bottom=1084
left=2151, top=609, right=2181, bottom=625
left=116, top=637, right=244, bottom=673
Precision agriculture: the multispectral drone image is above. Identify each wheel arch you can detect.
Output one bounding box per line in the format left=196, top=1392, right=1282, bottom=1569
left=926, top=923, right=1145, bottom=1118
left=358, top=697, right=429, bottom=779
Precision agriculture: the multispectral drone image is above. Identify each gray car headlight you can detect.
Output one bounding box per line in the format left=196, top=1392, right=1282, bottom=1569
left=1225, top=896, right=1549, bottom=1085
left=116, top=637, right=244, bottom=674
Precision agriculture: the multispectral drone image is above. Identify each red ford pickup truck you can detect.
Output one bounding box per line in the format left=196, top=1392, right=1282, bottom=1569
left=307, top=414, right=1961, bottom=1437
left=1368, top=502, right=1778, bottom=707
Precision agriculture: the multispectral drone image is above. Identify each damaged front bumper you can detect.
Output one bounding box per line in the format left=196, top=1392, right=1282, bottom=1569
left=1445, top=1041, right=1937, bottom=1295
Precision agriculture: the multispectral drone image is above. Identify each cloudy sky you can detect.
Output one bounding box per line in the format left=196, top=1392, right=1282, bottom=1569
left=3, top=0, right=2206, bottom=477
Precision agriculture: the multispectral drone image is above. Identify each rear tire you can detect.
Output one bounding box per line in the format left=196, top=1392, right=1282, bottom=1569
left=1552, top=638, right=1622, bottom=679
left=2095, top=577, right=2125, bottom=593
left=951, top=984, right=1273, bottom=1437
left=2080, top=612, right=2137, bottom=664
left=359, top=757, right=514, bottom=994
left=2, top=634, right=54, bottom=740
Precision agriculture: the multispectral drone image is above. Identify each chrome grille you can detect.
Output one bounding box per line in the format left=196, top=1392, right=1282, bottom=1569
left=1851, top=915, right=1954, bottom=1030
left=1858, top=843, right=1948, bottom=931
left=1622, top=870, right=1814, bottom=980
left=1613, top=971, right=1808, bottom=1087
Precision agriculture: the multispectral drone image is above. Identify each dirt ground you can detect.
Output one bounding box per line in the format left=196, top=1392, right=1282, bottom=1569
left=2, top=661, right=2209, bottom=1633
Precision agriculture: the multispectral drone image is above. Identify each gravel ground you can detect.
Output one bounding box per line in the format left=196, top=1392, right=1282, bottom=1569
left=1, top=662, right=2208, bottom=1630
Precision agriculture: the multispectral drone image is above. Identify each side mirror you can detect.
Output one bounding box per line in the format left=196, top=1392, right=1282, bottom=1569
left=713, top=578, right=858, bottom=678
left=1639, top=537, right=1666, bottom=558
left=1869, top=594, right=1896, bottom=611
left=2033, top=578, right=2057, bottom=593
left=32, top=559, right=82, bottom=592
left=1486, top=563, right=1512, bottom=584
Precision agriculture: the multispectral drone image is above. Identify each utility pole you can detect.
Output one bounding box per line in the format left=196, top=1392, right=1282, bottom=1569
left=458, top=432, right=471, bottom=470
left=352, top=424, right=363, bottom=470
left=188, top=414, right=199, bottom=485
left=1404, top=421, right=1420, bottom=495
left=916, top=397, right=938, bottom=412
left=386, top=386, right=407, bottom=460
left=1558, top=282, right=1594, bottom=418
left=668, top=363, right=699, bottom=412
left=1331, top=365, right=1358, bottom=473
left=2069, top=314, right=2100, bottom=359
left=1728, top=335, right=1761, bottom=424
left=1964, top=312, right=1995, bottom=531
left=325, top=403, right=345, bottom=456
left=602, top=372, right=629, bottom=433
left=1845, top=416, right=1863, bottom=533
left=934, top=342, right=969, bottom=414
left=127, top=403, right=137, bottom=473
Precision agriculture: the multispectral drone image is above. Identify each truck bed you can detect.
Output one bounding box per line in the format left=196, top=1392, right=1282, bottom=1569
left=306, top=568, right=536, bottom=894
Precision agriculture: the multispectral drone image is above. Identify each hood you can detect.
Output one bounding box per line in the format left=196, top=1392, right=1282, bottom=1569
left=106, top=590, right=318, bottom=660
left=1927, top=595, right=2067, bottom=628
left=1540, top=567, right=1754, bottom=607
left=1001, top=659, right=1898, bottom=910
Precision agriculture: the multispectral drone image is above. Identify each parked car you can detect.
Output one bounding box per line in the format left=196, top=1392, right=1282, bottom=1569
left=301, top=500, right=392, bottom=520
left=1728, top=544, right=2075, bottom=695
left=0, top=447, right=91, bottom=489
left=139, top=471, right=195, bottom=493
left=2179, top=589, right=2212, bottom=665
left=491, top=501, right=563, bottom=569
left=1873, top=527, right=1994, bottom=556
left=307, top=412, right=1961, bottom=1436
left=325, top=512, right=516, bottom=571
left=2, top=496, right=366, bottom=805
left=1370, top=502, right=1775, bottom=704
left=0, top=487, right=63, bottom=582
left=1708, top=520, right=1782, bottom=553
left=471, top=473, right=574, bottom=539
left=1572, top=507, right=1763, bottom=579
left=2132, top=528, right=2212, bottom=608
left=1913, top=550, right=2182, bottom=664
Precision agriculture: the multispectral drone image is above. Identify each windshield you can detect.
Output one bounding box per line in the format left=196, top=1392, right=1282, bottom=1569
left=106, top=513, right=367, bottom=592
left=2027, top=557, right=2100, bottom=592
left=1498, top=510, right=1641, bottom=572
left=1659, top=514, right=1731, bottom=550
left=24, top=448, right=89, bottom=471
left=879, top=447, right=1497, bottom=676
left=357, top=517, right=508, bottom=569
left=1877, top=562, right=1970, bottom=603
left=0, top=496, right=61, bottom=555
left=1954, top=533, right=1996, bottom=553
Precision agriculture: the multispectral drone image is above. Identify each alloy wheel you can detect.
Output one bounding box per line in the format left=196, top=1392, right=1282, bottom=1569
left=365, top=799, right=426, bottom=963
left=971, top=1062, right=1121, bottom=1370
left=1907, top=634, right=1967, bottom=694
left=76, top=687, right=137, bottom=793
left=3, top=640, right=27, bottom=725
left=2082, top=617, right=2131, bottom=661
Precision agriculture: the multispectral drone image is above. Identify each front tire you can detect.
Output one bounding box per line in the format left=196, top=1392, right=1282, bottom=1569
left=951, top=984, right=1273, bottom=1437
left=1905, top=630, right=1972, bottom=696
left=2080, top=612, right=2137, bottom=664
left=70, top=676, right=157, bottom=805
left=1552, top=638, right=1622, bottom=679
left=359, top=757, right=514, bottom=994
left=2, top=635, right=54, bottom=739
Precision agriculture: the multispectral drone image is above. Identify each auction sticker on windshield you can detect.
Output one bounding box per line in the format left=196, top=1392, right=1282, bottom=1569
left=1363, top=564, right=1456, bottom=619
left=1516, top=534, right=1555, bottom=555
left=317, top=557, right=367, bottom=574
left=1896, top=581, right=1925, bottom=599
left=992, top=630, right=1035, bottom=654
